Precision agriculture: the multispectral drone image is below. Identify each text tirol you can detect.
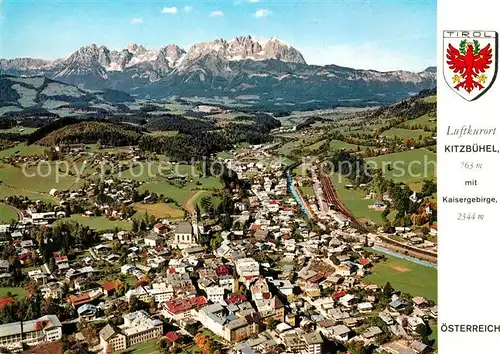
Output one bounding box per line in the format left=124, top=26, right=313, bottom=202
left=444, top=30, right=496, bottom=38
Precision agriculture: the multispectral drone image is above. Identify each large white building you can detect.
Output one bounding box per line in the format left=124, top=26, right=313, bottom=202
left=283, top=331, right=324, bottom=354
left=0, top=315, right=62, bottom=351
left=173, top=222, right=195, bottom=248
left=206, top=286, right=225, bottom=303
left=234, top=258, right=260, bottom=280
left=125, top=283, right=174, bottom=303
left=99, top=310, right=163, bottom=352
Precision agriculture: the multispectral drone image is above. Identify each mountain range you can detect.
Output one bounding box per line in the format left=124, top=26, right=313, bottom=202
left=0, top=36, right=436, bottom=108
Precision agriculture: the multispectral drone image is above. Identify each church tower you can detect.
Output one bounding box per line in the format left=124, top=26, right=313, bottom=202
left=191, top=210, right=199, bottom=242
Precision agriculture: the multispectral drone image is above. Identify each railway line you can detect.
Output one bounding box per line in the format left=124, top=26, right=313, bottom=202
left=318, top=169, right=369, bottom=233
left=317, top=167, right=437, bottom=263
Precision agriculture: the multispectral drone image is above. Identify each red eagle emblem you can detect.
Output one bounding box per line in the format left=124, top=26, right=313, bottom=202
left=446, top=40, right=492, bottom=93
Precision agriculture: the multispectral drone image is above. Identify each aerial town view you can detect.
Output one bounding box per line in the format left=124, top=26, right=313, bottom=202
left=0, top=1, right=437, bottom=353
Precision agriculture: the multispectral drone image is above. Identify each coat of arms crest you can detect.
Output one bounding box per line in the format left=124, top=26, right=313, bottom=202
left=444, top=30, right=497, bottom=101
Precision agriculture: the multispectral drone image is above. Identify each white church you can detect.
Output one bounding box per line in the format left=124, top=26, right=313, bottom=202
left=173, top=210, right=200, bottom=249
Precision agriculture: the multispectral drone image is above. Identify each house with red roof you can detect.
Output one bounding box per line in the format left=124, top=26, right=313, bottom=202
left=226, top=293, right=247, bottom=304
left=102, top=279, right=123, bottom=297
left=359, top=258, right=371, bottom=268
left=153, top=223, right=168, bottom=235
left=165, top=331, right=180, bottom=343
left=68, top=293, right=92, bottom=308
left=216, top=264, right=229, bottom=277
left=333, top=291, right=347, bottom=300
left=162, top=296, right=207, bottom=322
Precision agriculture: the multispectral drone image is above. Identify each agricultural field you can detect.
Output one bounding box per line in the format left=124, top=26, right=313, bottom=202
left=0, top=163, right=83, bottom=192
left=216, top=150, right=235, bottom=160
left=0, top=143, right=46, bottom=158
left=277, top=141, right=303, bottom=156
left=304, top=139, right=327, bottom=151
left=277, top=134, right=319, bottom=156
left=55, top=215, right=132, bottom=231
left=148, top=131, right=179, bottom=137
left=210, top=111, right=252, bottom=120
left=0, top=185, right=58, bottom=204
left=337, top=122, right=387, bottom=136
left=381, top=128, right=433, bottom=140
left=195, top=192, right=222, bottom=213
left=399, top=113, right=437, bottom=129
left=366, top=148, right=436, bottom=184
left=423, top=95, right=437, bottom=103
left=328, top=139, right=372, bottom=151
left=364, top=251, right=437, bottom=302
left=133, top=202, right=185, bottom=220
left=139, top=176, right=222, bottom=207
left=0, top=126, right=38, bottom=135
left=115, top=161, right=168, bottom=182
left=331, top=173, right=384, bottom=225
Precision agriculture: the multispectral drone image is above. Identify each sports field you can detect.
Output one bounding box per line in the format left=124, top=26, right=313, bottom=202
left=364, top=251, right=437, bottom=302
left=0, top=203, right=19, bottom=223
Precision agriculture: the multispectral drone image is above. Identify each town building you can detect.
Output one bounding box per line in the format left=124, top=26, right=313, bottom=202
left=0, top=315, right=62, bottom=351
left=99, top=310, right=163, bottom=352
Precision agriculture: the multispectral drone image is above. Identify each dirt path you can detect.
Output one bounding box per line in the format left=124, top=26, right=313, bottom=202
left=183, top=191, right=205, bottom=213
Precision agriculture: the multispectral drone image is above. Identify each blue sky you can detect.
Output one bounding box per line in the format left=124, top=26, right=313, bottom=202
left=0, top=0, right=436, bottom=71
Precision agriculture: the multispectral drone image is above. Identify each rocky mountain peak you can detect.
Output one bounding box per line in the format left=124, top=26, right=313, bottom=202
left=156, top=44, right=186, bottom=68
left=184, top=35, right=305, bottom=64
left=126, top=43, right=148, bottom=55
left=65, top=44, right=111, bottom=67
left=261, top=37, right=305, bottom=64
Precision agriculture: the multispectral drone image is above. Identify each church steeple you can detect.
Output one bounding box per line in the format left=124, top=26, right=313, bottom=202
left=191, top=210, right=199, bottom=240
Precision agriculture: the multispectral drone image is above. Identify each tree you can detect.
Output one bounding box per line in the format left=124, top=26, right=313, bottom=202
left=140, top=219, right=147, bottom=231
left=329, top=255, right=340, bottom=266
left=132, top=218, right=139, bottom=233
left=382, top=282, right=394, bottom=298
left=157, top=338, right=170, bottom=354
left=149, top=214, right=157, bottom=227
left=415, top=323, right=431, bottom=337
left=267, top=318, right=280, bottom=330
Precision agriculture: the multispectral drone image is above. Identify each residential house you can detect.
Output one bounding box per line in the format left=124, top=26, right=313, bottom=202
left=144, top=234, right=161, bottom=247
left=332, top=324, right=351, bottom=341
